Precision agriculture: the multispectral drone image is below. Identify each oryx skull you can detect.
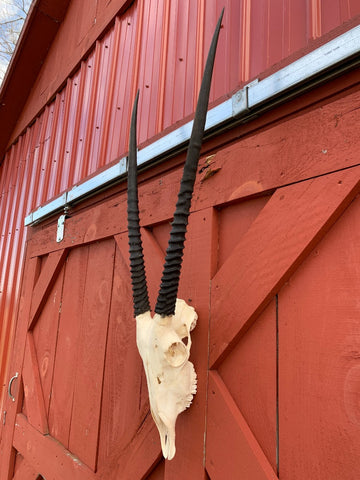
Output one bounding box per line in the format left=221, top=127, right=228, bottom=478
left=127, top=9, right=223, bottom=460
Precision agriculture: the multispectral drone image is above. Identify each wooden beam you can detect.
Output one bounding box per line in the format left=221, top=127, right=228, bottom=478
left=206, top=371, right=279, bottom=480
left=210, top=166, right=360, bottom=367
left=12, top=458, right=39, bottom=480
left=28, top=249, right=67, bottom=330
left=22, top=333, right=49, bottom=434
left=13, top=414, right=96, bottom=480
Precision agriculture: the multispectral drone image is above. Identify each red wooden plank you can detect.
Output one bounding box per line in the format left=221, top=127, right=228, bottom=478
left=206, top=371, right=278, bottom=480
left=96, top=246, right=148, bottom=469
left=13, top=414, right=96, bottom=480
left=32, top=261, right=64, bottom=415
left=164, top=209, right=215, bottom=479
left=216, top=196, right=270, bottom=271
left=146, top=459, right=165, bottom=480
left=29, top=249, right=67, bottom=330
left=22, top=333, right=49, bottom=434
left=210, top=166, right=360, bottom=367
left=193, top=87, right=360, bottom=212
left=107, top=414, right=162, bottom=480
left=12, top=458, right=38, bottom=480
left=218, top=298, right=277, bottom=472
left=0, top=257, right=40, bottom=480
left=69, top=239, right=115, bottom=471
left=278, top=194, right=360, bottom=479
left=48, top=245, right=88, bottom=449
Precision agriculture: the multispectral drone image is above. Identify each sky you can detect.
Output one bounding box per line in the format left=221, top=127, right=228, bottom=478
left=0, top=0, right=32, bottom=85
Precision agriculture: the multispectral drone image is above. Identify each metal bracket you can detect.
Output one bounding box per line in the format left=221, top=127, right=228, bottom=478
left=232, top=79, right=259, bottom=117
left=56, top=207, right=70, bottom=243
left=56, top=215, right=66, bottom=242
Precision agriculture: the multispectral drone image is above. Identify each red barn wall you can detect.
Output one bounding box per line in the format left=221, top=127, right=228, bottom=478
left=1, top=0, right=360, bottom=444
left=2, top=72, right=360, bottom=478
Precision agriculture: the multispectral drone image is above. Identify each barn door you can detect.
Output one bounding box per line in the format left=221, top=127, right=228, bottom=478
left=0, top=184, right=213, bottom=480
left=0, top=234, right=146, bottom=480
left=206, top=166, right=360, bottom=479
left=2, top=164, right=360, bottom=480
left=0, top=199, right=158, bottom=479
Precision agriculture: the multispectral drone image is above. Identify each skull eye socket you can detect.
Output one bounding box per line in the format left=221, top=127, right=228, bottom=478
left=165, top=341, right=188, bottom=367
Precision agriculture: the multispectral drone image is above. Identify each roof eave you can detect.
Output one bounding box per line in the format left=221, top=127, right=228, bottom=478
left=0, top=0, right=71, bottom=161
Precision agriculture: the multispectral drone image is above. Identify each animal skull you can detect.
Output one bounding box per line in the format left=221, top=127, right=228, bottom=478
left=136, top=299, right=197, bottom=459
left=127, top=9, right=223, bottom=459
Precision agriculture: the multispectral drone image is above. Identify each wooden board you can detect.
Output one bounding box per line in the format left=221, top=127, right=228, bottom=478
left=278, top=194, right=360, bottom=479
left=13, top=414, right=96, bottom=480
left=210, top=167, right=360, bottom=368
left=48, top=246, right=89, bottom=448
left=218, top=298, right=277, bottom=472
left=12, top=457, right=38, bottom=480
left=206, top=371, right=278, bottom=480
left=68, top=239, right=115, bottom=471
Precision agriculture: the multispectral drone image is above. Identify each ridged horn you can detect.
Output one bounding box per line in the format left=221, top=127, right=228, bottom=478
left=127, top=91, right=151, bottom=316
left=155, top=9, right=224, bottom=316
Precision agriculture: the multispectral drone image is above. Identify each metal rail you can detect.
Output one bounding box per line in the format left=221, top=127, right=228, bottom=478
left=25, top=24, right=360, bottom=226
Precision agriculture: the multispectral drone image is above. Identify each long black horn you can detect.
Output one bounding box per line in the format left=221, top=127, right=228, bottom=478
left=127, top=91, right=150, bottom=316
left=155, top=9, right=224, bottom=316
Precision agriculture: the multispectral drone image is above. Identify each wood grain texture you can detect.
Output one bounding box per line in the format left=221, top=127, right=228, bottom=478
left=22, top=333, right=49, bottom=434
left=107, top=414, right=162, bottom=480
left=216, top=195, right=271, bottom=272
left=206, top=371, right=278, bottom=480
left=97, top=246, right=148, bottom=470
left=29, top=249, right=67, bottom=330
left=12, top=457, right=39, bottom=480
left=68, top=239, right=115, bottom=471
left=278, top=194, right=360, bottom=479
left=146, top=459, right=165, bottom=480
left=48, top=245, right=88, bottom=449
left=13, top=413, right=96, bottom=480
left=32, top=261, right=64, bottom=415
left=210, top=166, right=360, bottom=367
left=218, top=298, right=277, bottom=472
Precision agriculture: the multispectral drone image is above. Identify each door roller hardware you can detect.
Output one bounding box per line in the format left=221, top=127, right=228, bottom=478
left=56, top=206, right=70, bottom=243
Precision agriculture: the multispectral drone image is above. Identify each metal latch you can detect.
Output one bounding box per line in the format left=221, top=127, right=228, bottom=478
left=56, top=207, right=70, bottom=243
left=57, top=215, right=66, bottom=242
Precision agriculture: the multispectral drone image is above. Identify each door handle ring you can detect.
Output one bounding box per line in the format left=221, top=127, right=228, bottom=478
left=8, top=372, right=19, bottom=402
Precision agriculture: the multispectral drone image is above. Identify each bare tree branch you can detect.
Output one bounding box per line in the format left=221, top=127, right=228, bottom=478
left=0, top=0, right=32, bottom=84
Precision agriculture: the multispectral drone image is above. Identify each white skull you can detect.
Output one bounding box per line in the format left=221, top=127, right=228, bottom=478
left=135, top=298, right=197, bottom=460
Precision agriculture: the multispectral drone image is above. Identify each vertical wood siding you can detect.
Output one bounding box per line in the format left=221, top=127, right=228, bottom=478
left=0, top=0, right=359, bottom=414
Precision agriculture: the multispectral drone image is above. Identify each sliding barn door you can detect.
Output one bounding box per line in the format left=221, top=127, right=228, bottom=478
left=206, top=166, right=360, bottom=479
left=1, top=161, right=360, bottom=480
left=0, top=181, right=212, bottom=479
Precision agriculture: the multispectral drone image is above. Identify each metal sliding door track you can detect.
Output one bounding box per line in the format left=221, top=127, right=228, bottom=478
left=25, top=24, right=360, bottom=226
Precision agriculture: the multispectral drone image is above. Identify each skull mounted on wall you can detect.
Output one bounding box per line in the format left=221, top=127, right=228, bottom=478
left=126, top=9, right=223, bottom=460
